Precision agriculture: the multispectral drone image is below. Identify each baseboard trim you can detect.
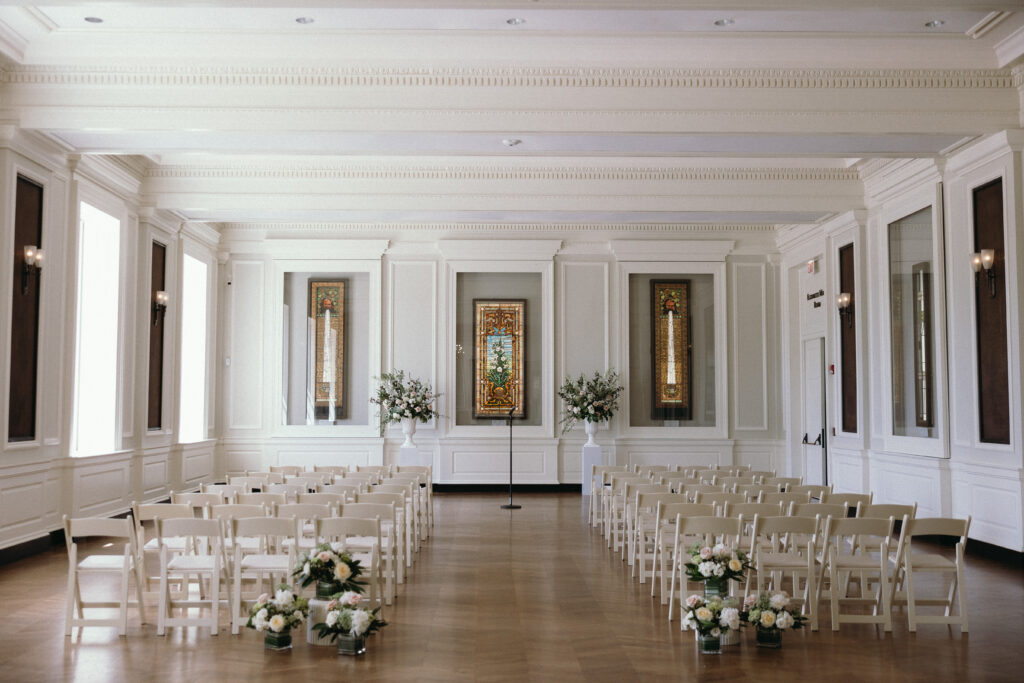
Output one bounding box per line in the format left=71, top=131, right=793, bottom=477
left=0, top=534, right=59, bottom=566
left=433, top=484, right=582, bottom=494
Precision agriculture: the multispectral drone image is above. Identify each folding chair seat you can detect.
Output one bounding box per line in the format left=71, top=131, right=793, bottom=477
left=342, top=502, right=399, bottom=604
left=229, top=516, right=299, bottom=634
left=269, top=465, right=303, bottom=476
left=156, top=517, right=228, bottom=636
left=316, top=516, right=383, bottom=611
left=898, top=516, right=970, bottom=633
left=750, top=515, right=819, bottom=630
left=819, top=515, right=895, bottom=631
left=651, top=502, right=716, bottom=604
left=669, top=515, right=743, bottom=624
left=64, top=516, right=146, bottom=636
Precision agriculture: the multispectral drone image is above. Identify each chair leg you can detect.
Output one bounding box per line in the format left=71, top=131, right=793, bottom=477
left=65, top=559, right=77, bottom=637
left=956, top=559, right=968, bottom=633
left=119, top=556, right=130, bottom=636
left=905, top=559, right=917, bottom=633
left=231, top=560, right=242, bottom=635
left=157, top=568, right=169, bottom=636
left=134, top=560, right=147, bottom=625
left=210, top=565, right=220, bottom=636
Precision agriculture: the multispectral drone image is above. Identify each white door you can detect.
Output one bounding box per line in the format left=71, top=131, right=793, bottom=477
left=802, top=337, right=827, bottom=486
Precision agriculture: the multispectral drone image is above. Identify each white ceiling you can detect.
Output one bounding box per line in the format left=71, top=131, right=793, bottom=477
left=1, top=2, right=1021, bottom=227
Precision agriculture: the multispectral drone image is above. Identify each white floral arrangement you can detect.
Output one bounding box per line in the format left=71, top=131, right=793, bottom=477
left=682, top=595, right=741, bottom=637
left=683, top=542, right=751, bottom=584
left=312, top=591, right=388, bottom=641
left=292, top=542, right=366, bottom=593
left=741, top=591, right=807, bottom=631
left=246, top=585, right=310, bottom=633
left=370, top=370, right=439, bottom=426
left=556, top=369, right=625, bottom=433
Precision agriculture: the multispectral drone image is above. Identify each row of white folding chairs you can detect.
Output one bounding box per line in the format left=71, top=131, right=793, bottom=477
left=591, top=494, right=969, bottom=635
left=135, top=497, right=410, bottom=598
left=63, top=512, right=387, bottom=637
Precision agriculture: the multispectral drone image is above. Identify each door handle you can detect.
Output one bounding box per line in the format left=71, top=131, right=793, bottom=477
left=812, top=433, right=822, bottom=446
left=801, top=433, right=809, bottom=444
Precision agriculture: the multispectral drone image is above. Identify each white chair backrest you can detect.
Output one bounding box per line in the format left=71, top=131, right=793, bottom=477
left=723, top=501, right=785, bottom=519
left=827, top=492, right=873, bottom=509
left=675, top=515, right=743, bottom=547
left=314, top=465, right=349, bottom=475
left=200, top=483, right=245, bottom=500
left=269, top=465, right=303, bottom=475
left=790, top=502, right=848, bottom=520
left=67, top=516, right=134, bottom=542
left=171, top=492, right=224, bottom=510
left=789, top=484, right=833, bottom=501
left=208, top=503, right=267, bottom=521
left=237, top=492, right=287, bottom=507
left=317, top=515, right=381, bottom=544
left=246, top=471, right=285, bottom=484
left=857, top=502, right=917, bottom=520
left=232, top=516, right=299, bottom=551
left=299, top=492, right=346, bottom=508
left=322, top=483, right=365, bottom=499
left=274, top=502, right=334, bottom=520
left=759, top=491, right=812, bottom=507
left=226, top=475, right=266, bottom=491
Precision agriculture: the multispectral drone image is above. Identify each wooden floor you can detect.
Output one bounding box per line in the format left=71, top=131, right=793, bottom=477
left=2, top=492, right=1022, bottom=682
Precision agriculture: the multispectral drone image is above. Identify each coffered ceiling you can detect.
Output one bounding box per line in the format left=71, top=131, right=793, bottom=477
left=1, top=1, right=1022, bottom=229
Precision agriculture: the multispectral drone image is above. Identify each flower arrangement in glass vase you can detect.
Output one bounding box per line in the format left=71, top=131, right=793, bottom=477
left=369, top=370, right=439, bottom=442
left=557, top=369, right=625, bottom=438
left=683, top=541, right=751, bottom=598
left=741, top=591, right=807, bottom=648
left=682, top=594, right=741, bottom=655
left=246, top=585, right=310, bottom=650
left=293, top=542, right=367, bottom=600
left=312, top=590, right=389, bottom=656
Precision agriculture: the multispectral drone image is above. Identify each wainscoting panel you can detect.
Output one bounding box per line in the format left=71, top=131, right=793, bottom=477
left=438, top=439, right=558, bottom=484
left=72, top=457, right=132, bottom=517
left=830, top=448, right=867, bottom=494
left=951, top=461, right=1023, bottom=551
left=868, top=451, right=949, bottom=518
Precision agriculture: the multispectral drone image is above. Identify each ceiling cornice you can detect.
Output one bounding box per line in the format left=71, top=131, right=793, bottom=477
left=147, top=165, right=863, bottom=183
left=217, top=222, right=778, bottom=234
left=4, top=65, right=1015, bottom=90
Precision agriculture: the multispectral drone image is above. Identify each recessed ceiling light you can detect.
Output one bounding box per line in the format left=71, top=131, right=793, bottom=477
left=83, top=16, right=103, bottom=24
left=506, top=18, right=526, bottom=26
left=713, top=18, right=735, bottom=27
left=924, top=19, right=946, bottom=28
left=502, top=138, right=522, bottom=147
left=295, top=17, right=315, bottom=25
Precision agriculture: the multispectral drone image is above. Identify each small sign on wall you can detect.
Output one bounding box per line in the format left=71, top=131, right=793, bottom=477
left=807, top=259, right=817, bottom=274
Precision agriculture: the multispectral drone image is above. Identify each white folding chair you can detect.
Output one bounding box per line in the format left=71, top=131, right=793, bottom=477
left=156, top=517, right=227, bottom=636
left=342, top=502, right=399, bottom=604
left=229, top=516, right=298, bottom=634
left=668, top=515, right=742, bottom=624
left=356, top=492, right=408, bottom=577
left=316, top=516, right=383, bottom=610
left=750, top=515, right=819, bottom=631
left=651, top=502, right=715, bottom=604
left=820, top=515, right=895, bottom=632
left=898, top=516, right=970, bottom=633
left=64, top=515, right=146, bottom=636
left=131, top=502, right=195, bottom=591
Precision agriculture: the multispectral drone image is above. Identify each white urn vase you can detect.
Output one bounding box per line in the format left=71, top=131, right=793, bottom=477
left=400, top=417, right=417, bottom=448
left=584, top=419, right=598, bottom=446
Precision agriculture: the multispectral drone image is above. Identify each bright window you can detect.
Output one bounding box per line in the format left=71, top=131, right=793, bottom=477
left=73, top=202, right=121, bottom=456
left=179, top=254, right=208, bottom=443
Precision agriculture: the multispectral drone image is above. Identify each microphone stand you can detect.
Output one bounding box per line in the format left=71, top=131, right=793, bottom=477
left=500, top=406, right=521, bottom=510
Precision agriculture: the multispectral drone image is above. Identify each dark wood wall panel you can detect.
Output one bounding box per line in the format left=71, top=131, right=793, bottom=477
left=8, top=176, right=43, bottom=441
left=838, top=243, right=857, bottom=434
left=973, top=179, right=1010, bottom=444
left=147, top=242, right=166, bottom=430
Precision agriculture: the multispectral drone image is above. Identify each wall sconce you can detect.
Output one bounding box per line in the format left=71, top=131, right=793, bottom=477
left=21, top=245, right=44, bottom=295
left=152, top=290, right=168, bottom=326
left=836, top=292, right=853, bottom=328
left=970, top=249, right=997, bottom=298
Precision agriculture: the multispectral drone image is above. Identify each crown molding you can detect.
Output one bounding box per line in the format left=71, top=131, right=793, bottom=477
left=996, top=26, right=1024, bottom=69
left=148, top=164, right=861, bottom=183
left=860, top=158, right=942, bottom=204
left=217, top=222, right=778, bottom=236
left=610, top=239, right=734, bottom=262
left=5, top=65, right=1015, bottom=91
left=181, top=221, right=221, bottom=249
left=69, top=154, right=143, bottom=200
left=437, top=239, right=561, bottom=261
left=944, top=129, right=1024, bottom=176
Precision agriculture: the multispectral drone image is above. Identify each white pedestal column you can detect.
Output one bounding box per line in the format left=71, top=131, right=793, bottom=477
left=582, top=444, right=602, bottom=496
left=398, top=445, right=429, bottom=467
